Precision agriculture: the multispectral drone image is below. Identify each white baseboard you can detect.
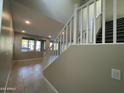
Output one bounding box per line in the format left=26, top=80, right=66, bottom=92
left=14, top=57, right=42, bottom=62
left=4, top=71, right=11, bottom=93
left=43, top=77, right=59, bottom=93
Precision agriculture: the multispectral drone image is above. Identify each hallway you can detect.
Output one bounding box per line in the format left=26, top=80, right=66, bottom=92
left=6, top=59, right=55, bottom=93
left=0, top=0, right=124, bottom=93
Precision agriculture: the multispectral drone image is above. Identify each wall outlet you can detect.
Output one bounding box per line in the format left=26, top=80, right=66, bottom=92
left=111, top=69, right=121, bottom=80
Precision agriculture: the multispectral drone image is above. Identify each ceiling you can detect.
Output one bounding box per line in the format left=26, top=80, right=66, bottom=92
left=12, top=0, right=75, bottom=38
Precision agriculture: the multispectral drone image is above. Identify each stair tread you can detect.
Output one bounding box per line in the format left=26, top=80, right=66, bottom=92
left=98, top=32, right=124, bottom=36
left=106, top=25, right=124, bottom=30
left=96, top=17, right=124, bottom=43
left=106, top=17, right=124, bottom=25
left=98, top=27, right=124, bottom=34
left=106, top=22, right=124, bottom=27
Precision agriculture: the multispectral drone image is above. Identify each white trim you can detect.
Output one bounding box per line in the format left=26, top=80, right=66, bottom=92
left=43, top=42, right=124, bottom=71
left=4, top=71, right=11, bottom=93
left=77, top=0, right=94, bottom=10
left=43, top=62, right=52, bottom=71
left=13, top=57, right=42, bottom=62
left=71, top=43, right=124, bottom=46
left=43, top=45, right=71, bottom=71
left=56, top=16, right=74, bottom=39
left=43, top=77, right=59, bottom=93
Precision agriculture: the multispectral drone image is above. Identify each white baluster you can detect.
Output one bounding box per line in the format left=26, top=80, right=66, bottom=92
left=86, top=5, right=89, bottom=44
left=102, top=0, right=106, bottom=43
left=53, top=41, right=55, bottom=58
left=56, top=39, right=58, bottom=56
left=73, top=4, right=78, bottom=44
left=113, top=0, right=117, bottom=43
left=54, top=40, right=56, bottom=57
left=63, top=30, right=65, bottom=51
left=80, top=8, right=83, bottom=44
left=70, top=21, right=72, bottom=45
left=66, top=26, right=68, bottom=48
left=60, top=34, right=62, bottom=54
left=93, top=0, right=97, bottom=44
left=64, top=29, right=66, bottom=50
left=57, top=39, right=59, bottom=56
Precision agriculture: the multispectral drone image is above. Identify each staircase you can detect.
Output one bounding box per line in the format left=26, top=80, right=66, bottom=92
left=44, top=0, right=124, bottom=93
left=48, top=0, right=121, bottom=66
left=96, top=17, right=124, bottom=43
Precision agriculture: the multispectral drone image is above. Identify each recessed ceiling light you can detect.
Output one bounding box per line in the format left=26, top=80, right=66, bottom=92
left=48, top=35, right=52, bottom=38
left=25, top=20, right=31, bottom=24
left=21, top=30, right=26, bottom=33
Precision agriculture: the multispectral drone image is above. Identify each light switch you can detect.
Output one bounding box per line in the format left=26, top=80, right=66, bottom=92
left=111, top=69, right=121, bottom=80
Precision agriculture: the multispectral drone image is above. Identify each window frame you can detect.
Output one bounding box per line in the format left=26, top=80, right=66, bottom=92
left=21, top=38, right=45, bottom=53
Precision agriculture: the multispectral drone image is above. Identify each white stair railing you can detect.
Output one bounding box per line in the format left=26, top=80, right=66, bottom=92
left=48, top=0, right=118, bottom=63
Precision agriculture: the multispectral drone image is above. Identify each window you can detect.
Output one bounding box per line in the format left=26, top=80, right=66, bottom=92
left=49, top=42, right=53, bottom=47
left=49, top=42, right=53, bottom=50
left=21, top=39, right=35, bottom=52
left=36, top=41, right=41, bottom=52
left=21, top=38, right=45, bottom=52
left=43, top=41, right=46, bottom=50
left=28, top=40, right=35, bottom=51
left=21, top=39, right=29, bottom=52
left=49, top=42, right=58, bottom=51
left=54, top=43, right=58, bottom=51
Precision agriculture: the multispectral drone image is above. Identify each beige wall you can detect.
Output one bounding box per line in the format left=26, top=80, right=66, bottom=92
left=13, top=32, right=50, bottom=60
left=106, top=0, right=124, bottom=21
left=0, top=0, right=14, bottom=91
left=44, top=45, right=124, bottom=93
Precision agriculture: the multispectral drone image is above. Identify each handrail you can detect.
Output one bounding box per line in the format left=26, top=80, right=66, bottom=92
left=54, top=0, right=98, bottom=45
left=55, top=15, right=74, bottom=40
left=77, top=0, right=94, bottom=10
left=48, top=0, right=118, bottom=64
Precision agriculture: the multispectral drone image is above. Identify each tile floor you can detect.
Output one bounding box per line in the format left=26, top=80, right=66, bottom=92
left=6, top=59, right=56, bottom=93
